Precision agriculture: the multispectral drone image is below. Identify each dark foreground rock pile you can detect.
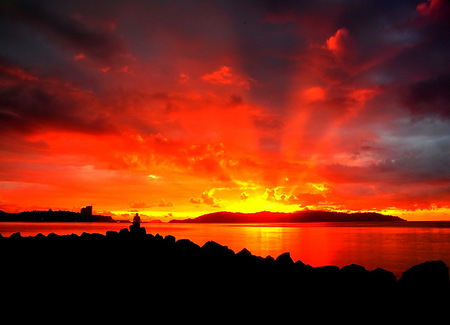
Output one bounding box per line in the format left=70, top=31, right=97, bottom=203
left=1, top=226, right=449, bottom=320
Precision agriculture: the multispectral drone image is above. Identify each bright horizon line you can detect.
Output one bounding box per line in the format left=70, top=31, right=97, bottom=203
left=110, top=208, right=450, bottom=222
left=5, top=206, right=448, bottom=222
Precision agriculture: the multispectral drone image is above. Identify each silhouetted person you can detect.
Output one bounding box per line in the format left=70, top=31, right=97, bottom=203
left=130, top=213, right=146, bottom=236
left=133, top=213, right=141, bottom=227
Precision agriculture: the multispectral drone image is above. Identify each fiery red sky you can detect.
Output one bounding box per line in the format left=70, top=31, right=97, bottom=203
left=1, top=0, right=450, bottom=220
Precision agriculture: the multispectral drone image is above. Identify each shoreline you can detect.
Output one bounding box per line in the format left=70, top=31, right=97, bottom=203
left=2, top=225, right=449, bottom=285
left=2, top=222, right=450, bottom=278
left=2, top=225, right=449, bottom=318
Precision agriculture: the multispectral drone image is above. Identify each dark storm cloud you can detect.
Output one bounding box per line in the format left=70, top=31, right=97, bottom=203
left=4, top=0, right=129, bottom=68
left=0, top=67, right=116, bottom=135
left=405, top=74, right=450, bottom=119
left=222, top=0, right=432, bottom=114
left=0, top=0, right=448, bottom=133
left=325, top=129, right=450, bottom=185
left=221, top=1, right=308, bottom=109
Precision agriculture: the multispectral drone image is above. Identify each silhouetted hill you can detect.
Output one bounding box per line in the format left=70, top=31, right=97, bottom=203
left=169, top=210, right=405, bottom=223
left=0, top=210, right=114, bottom=222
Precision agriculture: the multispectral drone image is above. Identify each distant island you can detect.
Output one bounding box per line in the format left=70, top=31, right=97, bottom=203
left=0, top=206, right=114, bottom=222
left=169, top=210, right=406, bottom=223
left=0, top=208, right=405, bottom=223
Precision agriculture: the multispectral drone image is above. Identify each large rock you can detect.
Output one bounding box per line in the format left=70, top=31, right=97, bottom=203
left=174, top=238, right=201, bottom=254
left=340, top=264, right=369, bottom=287
left=10, top=232, right=22, bottom=239
left=399, top=260, right=449, bottom=286
left=275, top=252, right=294, bottom=265
left=236, top=248, right=258, bottom=265
left=369, top=267, right=396, bottom=286
left=201, top=240, right=235, bottom=259
left=237, top=247, right=252, bottom=257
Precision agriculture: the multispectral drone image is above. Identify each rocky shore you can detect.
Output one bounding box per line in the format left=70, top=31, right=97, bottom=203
left=1, top=225, right=449, bottom=320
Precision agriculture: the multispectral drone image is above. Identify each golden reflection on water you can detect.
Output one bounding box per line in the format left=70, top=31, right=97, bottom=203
left=1, top=221, right=450, bottom=277
left=223, top=223, right=336, bottom=265
left=213, top=223, right=450, bottom=278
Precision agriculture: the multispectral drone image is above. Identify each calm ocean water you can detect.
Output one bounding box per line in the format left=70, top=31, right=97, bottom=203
left=1, top=221, right=450, bottom=278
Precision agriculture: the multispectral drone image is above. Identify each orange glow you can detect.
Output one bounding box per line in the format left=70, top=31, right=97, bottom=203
left=303, top=87, right=325, bottom=102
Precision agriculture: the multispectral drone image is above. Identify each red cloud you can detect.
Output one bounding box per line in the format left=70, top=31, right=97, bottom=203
left=202, top=66, right=233, bottom=84
left=417, top=0, right=450, bottom=23
left=201, top=66, right=251, bottom=88
left=303, top=87, right=325, bottom=102
left=324, top=28, right=356, bottom=60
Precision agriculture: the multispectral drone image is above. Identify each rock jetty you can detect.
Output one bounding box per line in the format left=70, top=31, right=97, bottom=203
left=1, top=225, right=448, bottom=320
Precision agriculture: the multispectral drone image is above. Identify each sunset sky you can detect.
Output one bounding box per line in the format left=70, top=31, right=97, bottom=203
left=1, top=0, right=450, bottom=220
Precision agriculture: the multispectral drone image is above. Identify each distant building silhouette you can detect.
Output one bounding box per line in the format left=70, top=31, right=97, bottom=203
left=80, top=206, right=93, bottom=216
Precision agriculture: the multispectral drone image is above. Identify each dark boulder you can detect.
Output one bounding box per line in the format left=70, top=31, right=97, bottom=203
left=47, top=232, right=60, bottom=239
left=264, top=255, right=275, bottom=263
left=314, top=265, right=340, bottom=274
left=294, top=259, right=306, bottom=267
left=236, top=248, right=266, bottom=269
left=174, top=238, right=201, bottom=254
left=340, top=264, right=371, bottom=293
left=341, top=264, right=368, bottom=281
left=130, top=224, right=146, bottom=236
left=119, top=228, right=130, bottom=236
left=164, top=235, right=176, bottom=245
left=84, top=233, right=104, bottom=240
left=237, top=247, right=252, bottom=257
left=106, top=230, right=119, bottom=238
left=35, top=233, right=46, bottom=240
left=341, top=263, right=367, bottom=274
left=10, top=232, right=22, bottom=239
left=399, top=260, right=449, bottom=286
left=369, top=267, right=396, bottom=286
left=295, top=261, right=313, bottom=273
left=312, top=265, right=341, bottom=286
left=275, top=252, right=294, bottom=265
left=201, top=240, right=235, bottom=259
left=398, top=260, right=450, bottom=307
left=236, top=248, right=255, bottom=263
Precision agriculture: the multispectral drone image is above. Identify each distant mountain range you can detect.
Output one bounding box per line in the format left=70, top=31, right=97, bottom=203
left=169, top=210, right=406, bottom=223
left=0, top=210, right=114, bottom=222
